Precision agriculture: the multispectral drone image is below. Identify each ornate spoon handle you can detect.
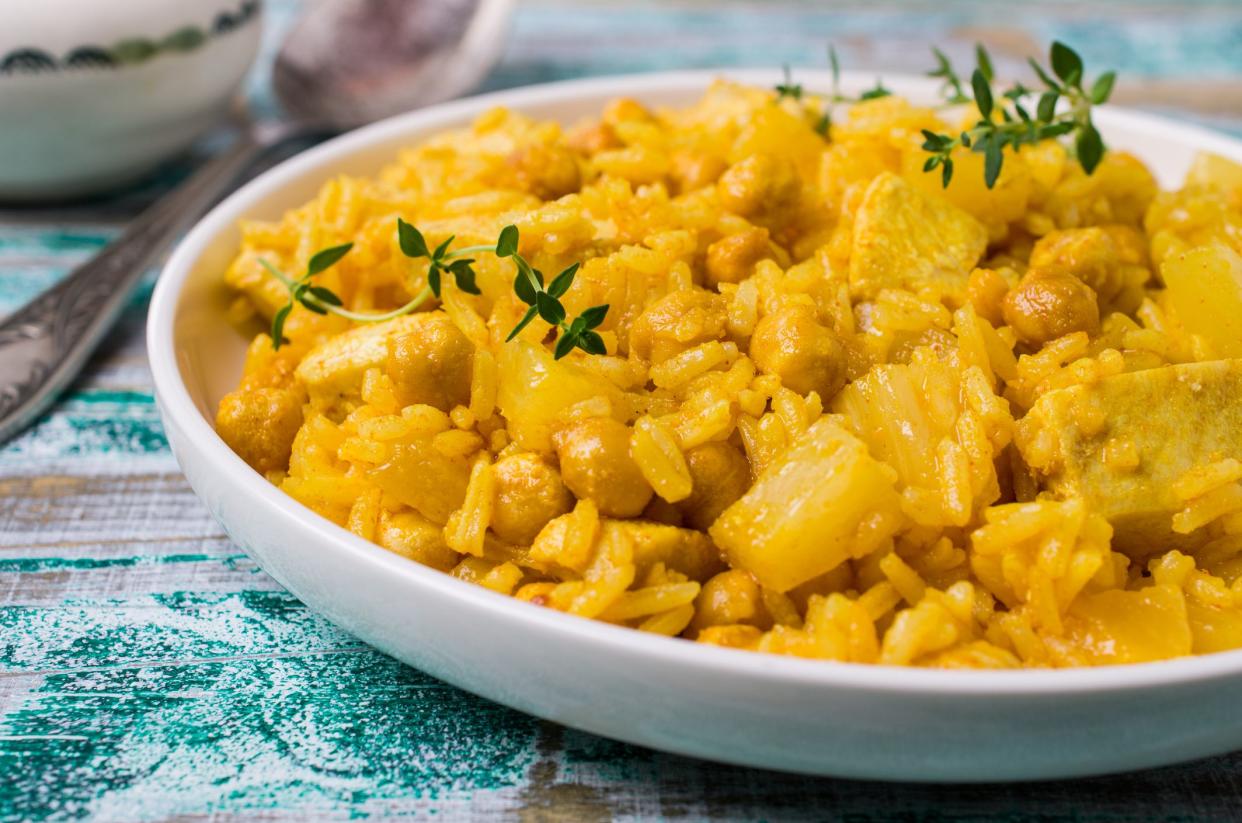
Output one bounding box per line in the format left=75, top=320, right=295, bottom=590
left=0, top=129, right=270, bottom=444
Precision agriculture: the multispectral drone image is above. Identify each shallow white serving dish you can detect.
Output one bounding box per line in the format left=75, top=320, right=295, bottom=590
left=149, top=69, right=1242, bottom=782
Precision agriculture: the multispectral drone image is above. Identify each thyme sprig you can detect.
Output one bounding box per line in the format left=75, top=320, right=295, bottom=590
left=777, top=48, right=891, bottom=136
left=499, top=225, right=609, bottom=358
left=778, top=40, right=1115, bottom=189
left=920, top=41, right=1113, bottom=188
left=262, top=221, right=609, bottom=359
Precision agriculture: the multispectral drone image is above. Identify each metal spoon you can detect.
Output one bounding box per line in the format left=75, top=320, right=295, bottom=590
left=0, top=0, right=512, bottom=444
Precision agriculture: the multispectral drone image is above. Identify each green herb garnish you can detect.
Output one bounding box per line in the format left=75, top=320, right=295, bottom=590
left=780, top=41, right=1114, bottom=190
left=781, top=47, right=891, bottom=136
left=920, top=41, right=1112, bottom=188
left=261, top=221, right=609, bottom=359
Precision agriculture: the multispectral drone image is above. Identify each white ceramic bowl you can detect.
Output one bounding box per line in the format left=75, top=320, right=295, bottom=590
left=0, top=0, right=262, bottom=201
left=149, top=70, right=1242, bottom=782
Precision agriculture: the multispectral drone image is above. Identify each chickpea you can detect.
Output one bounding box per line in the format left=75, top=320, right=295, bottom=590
left=385, top=312, right=474, bottom=411
left=553, top=417, right=653, bottom=517
left=566, top=122, right=622, bottom=156
left=215, top=386, right=304, bottom=474
left=490, top=452, right=574, bottom=545
left=704, top=227, right=772, bottom=288
left=603, top=97, right=652, bottom=126
left=716, top=153, right=800, bottom=220
left=628, top=289, right=728, bottom=365
left=966, top=267, right=1013, bottom=327
left=1002, top=270, right=1101, bottom=347
left=377, top=511, right=460, bottom=572
left=748, top=305, right=847, bottom=400
left=510, top=143, right=581, bottom=200
left=678, top=442, right=751, bottom=531
left=690, top=569, right=771, bottom=634
left=670, top=151, right=728, bottom=193
left=1028, top=225, right=1150, bottom=308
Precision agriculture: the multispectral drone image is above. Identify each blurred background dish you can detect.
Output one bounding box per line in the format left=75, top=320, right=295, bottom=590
left=0, top=0, right=263, bottom=201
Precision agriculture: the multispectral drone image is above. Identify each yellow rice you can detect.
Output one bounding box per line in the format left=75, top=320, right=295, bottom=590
left=214, top=80, right=1242, bottom=668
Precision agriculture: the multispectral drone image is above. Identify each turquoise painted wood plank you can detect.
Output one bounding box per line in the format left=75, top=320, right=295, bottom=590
left=2, top=0, right=1242, bottom=819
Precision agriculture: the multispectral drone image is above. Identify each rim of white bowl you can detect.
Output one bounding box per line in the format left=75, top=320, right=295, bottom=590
left=150, top=68, right=1242, bottom=697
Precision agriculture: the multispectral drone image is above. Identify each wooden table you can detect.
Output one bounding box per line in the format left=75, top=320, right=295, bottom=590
left=3, top=1, right=1242, bottom=818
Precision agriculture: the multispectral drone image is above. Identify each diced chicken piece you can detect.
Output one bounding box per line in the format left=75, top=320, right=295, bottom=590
left=848, top=172, right=988, bottom=298
left=710, top=417, right=903, bottom=592
left=1016, top=360, right=1242, bottom=553
left=628, top=289, right=728, bottom=366
left=295, top=315, right=426, bottom=411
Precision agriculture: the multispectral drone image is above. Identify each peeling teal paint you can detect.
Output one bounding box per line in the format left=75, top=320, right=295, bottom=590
left=66, top=390, right=155, bottom=406
left=0, top=591, right=356, bottom=672
left=0, top=654, right=540, bottom=821
left=0, top=553, right=248, bottom=573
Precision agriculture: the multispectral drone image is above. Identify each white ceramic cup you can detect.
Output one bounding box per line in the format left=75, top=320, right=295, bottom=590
left=0, top=0, right=263, bottom=201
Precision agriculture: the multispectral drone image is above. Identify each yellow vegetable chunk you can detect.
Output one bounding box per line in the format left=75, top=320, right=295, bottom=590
left=1161, top=243, right=1242, bottom=358
left=1186, top=151, right=1242, bottom=200
left=710, top=417, right=903, bottom=592
left=730, top=104, right=826, bottom=179
left=1065, top=584, right=1191, bottom=665
left=496, top=341, right=625, bottom=453
left=901, top=144, right=1032, bottom=234
left=1187, top=600, right=1242, bottom=654
left=848, top=171, right=988, bottom=298
left=296, top=315, right=425, bottom=412
left=1016, top=360, right=1242, bottom=553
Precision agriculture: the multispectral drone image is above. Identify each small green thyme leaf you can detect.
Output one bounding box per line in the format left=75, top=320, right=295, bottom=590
left=496, top=225, right=520, bottom=257
left=506, top=305, right=539, bottom=341
left=307, top=243, right=353, bottom=276
left=1076, top=122, right=1105, bottom=173
left=577, top=330, right=607, bottom=355
left=1050, top=41, right=1083, bottom=87
left=535, top=291, right=566, bottom=326
left=547, top=262, right=580, bottom=299
left=398, top=218, right=429, bottom=258
left=579, top=304, right=609, bottom=329
left=1091, top=71, right=1116, bottom=104
left=553, top=331, right=578, bottom=360
left=271, top=304, right=292, bottom=350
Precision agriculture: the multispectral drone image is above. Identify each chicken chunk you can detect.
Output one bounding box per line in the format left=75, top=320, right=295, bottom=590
left=599, top=519, right=724, bottom=582
left=849, top=172, right=988, bottom=298
left=1016, top=360, right=1242, bottom=553
left=296, top=314, right=427, bottom=413
left=628, top=289, right=728, bottom=365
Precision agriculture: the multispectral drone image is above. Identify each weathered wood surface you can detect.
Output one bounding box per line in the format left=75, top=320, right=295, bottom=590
left=2, top=1, right=1242, bottom=819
